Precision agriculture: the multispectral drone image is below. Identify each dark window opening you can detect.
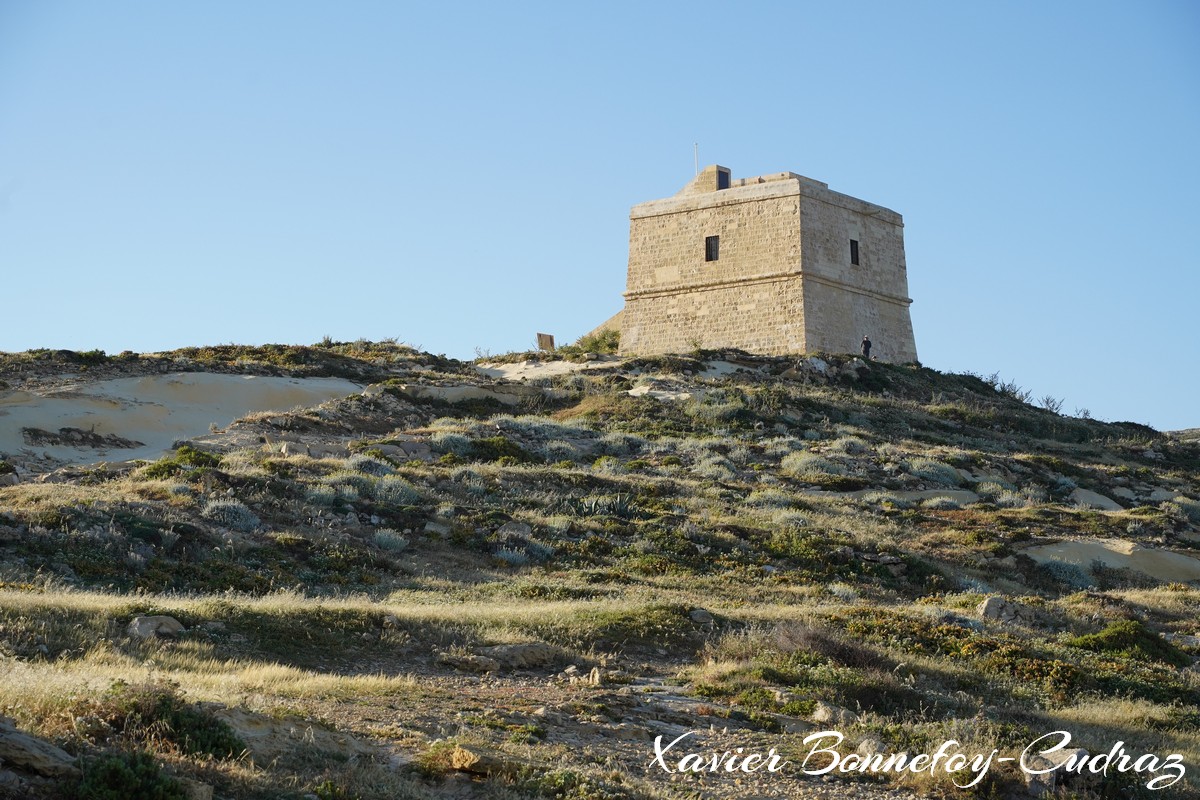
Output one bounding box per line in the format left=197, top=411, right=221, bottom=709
left=850, top=239, right=860, bottom=265
left=705, top=235, right=720, bottom=262
left=717, top=169, right=731, bottom=190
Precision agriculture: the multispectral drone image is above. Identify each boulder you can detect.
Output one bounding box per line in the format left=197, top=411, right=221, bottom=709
left=126, top=615, right=185, bottom=639
left=0, top=769, right=23, bottom=792
left=0, top=718, right=79, bottom=778
left=810, top=701, right=857, bottom=726
left=856, top=737, right=886, bottom=758
left=278, top=441, right=308, bottom=457
left=977, top=596, right=1035, bottom=626
left=476, top=642, right=559, bottom=669
left=688, top=608, right=714, bottom=624
left=494, top=521, right=532, bottom=538
left=448, top=744, right=528, bottom=777
left=1163, top=633, right=1200, bottom=648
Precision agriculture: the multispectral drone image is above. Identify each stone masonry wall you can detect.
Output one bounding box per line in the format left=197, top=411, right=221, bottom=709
left=621, top=181, right=803, bottom=355
left=797, top=190, right=916, bottom=362
left=622, top=278, right=805, bottom=356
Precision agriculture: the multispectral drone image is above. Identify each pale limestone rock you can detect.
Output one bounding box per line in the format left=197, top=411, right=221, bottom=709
left=810, top=701, right=858, bottom=726
left=495, top=521, right=532, bottom=538
left=449, top=744, right=527, bottom=777
left=977, top=596, right=1034, bottom=626
left=1069, top=488, right=1122, bottom=511
left=127, top=615, right=185, bottom=639
left=476, top=642, right=559, bottom=669
left=436, top=650, right=499, bottom=673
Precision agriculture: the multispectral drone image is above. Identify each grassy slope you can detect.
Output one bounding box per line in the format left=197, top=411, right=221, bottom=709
left=0, top=343, right=1198, bottom=800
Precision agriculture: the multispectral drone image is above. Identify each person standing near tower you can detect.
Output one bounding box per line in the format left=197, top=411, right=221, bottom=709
left=861, top=336, right=872, bottom=359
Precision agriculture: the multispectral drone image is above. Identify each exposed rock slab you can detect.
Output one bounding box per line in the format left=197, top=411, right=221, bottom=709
left=0, top=373, right=361, bottom=471
left=210, top=706, right=376, bottom=765
left=1069, top=488, right=1123, bottom=511
left=1023, top=539, right=1200, bottom=583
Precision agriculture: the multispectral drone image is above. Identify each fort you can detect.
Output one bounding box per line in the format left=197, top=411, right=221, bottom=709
left=604, top=165, right=918, bottom=363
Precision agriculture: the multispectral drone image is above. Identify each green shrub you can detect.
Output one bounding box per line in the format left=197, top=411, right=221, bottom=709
left=1066, top=619, right=1191, bottom=667
left=558, top=328, right=619, bottom=355
left=77, top=750, right=185, bottom=800
left=86, top=681, right=246, bottom=759
left=141, top=446, right=222, bottom=480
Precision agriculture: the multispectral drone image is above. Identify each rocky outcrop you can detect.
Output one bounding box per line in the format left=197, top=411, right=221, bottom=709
left=0, top=717, right=79, bottom=778
left=436, top=650, right=500, bottom=673
left=476, top=642, right=560, bottom=670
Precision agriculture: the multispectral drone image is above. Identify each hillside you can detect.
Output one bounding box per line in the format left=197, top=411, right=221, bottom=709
left=0, top=342, right=1198, bottom=800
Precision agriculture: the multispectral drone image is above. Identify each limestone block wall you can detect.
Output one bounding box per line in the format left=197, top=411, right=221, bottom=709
left=801, top=277, right=917, bottom=363
left=622, top=278, right=805, bottom=355
left=625, top=186, right=802, bottom=297
left=797, top=187, right=916, bottom=361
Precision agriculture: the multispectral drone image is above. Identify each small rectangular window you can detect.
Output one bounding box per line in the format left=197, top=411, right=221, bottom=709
left=850, top=239, right=860, bottom=265
left=705, top=235, right=720, bottom=262
left=717, top=169, right=731, bottom=190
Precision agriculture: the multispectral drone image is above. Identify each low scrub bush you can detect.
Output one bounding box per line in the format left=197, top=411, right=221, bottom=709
left=82, top=681, right=246, bottom=758
left=1066, top=619, right=1191, bottom=667
left=77, top=750, right=186, bottom=800
left=200, top=499, right=259, bottom=532
left=141, top=446, right=222, bottom=481
left=781, top=451, right=845, bottom=478
left=346, top=453, right=394, bottom=476
left=375, top=476, right=422, bottom=506
left=907, top=457, right=963, bottom=486
left=429, top=431, right=472, bottom=456
left=374, top=529, right=409, bottom=551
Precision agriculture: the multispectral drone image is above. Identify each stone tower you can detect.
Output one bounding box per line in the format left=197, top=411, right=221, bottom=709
left=615, top=165, right=917, bottom=363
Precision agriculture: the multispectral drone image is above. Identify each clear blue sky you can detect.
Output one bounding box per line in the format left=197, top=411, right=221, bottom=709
left=2, top=2, right=1197, bottom=429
